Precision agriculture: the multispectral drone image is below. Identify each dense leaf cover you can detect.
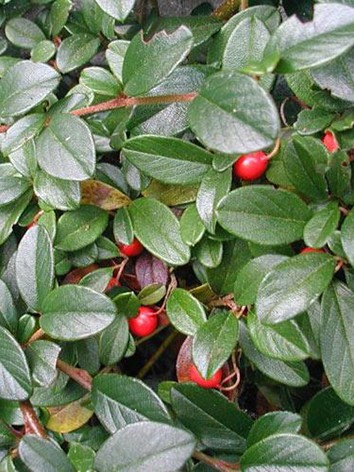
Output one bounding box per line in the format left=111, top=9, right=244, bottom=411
left=0, top=0, right=354, bottom=470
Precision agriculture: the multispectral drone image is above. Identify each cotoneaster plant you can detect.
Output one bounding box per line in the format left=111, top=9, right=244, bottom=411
left=0, top=0, right=354, bottom=471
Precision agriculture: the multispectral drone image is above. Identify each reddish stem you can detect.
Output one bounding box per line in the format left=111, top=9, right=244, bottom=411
left=56, top=359, right=93, bottom=391
left=19, top=402, right=47, bottom=438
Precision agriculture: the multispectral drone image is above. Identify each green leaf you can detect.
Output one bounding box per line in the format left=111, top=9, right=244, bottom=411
left=195, top=237, right=223, bottom=268
left=8, top=140, right=37, bottom=179
left=106, top=40, right=129, bottom=81
left=283, top=135, right=329, bottom=201
left=95, top=422, right=195, bottom=472
left=123, top=27, right=193, bottom=96
left=47, top=0, right=72, bottom=37
left=55, top=205, right=108, bottom=252
left=222, top=17, right=270, bottom=71
left=217, top=186, right=312, bottom=246
left=0, top=190, right=33, bottom=246
left=188, top=71, right=280, bottom=154
left=16, top=226, right=54, bottom=312
left=5, top=18, right=45, bottom=49
left=0, top=326, right=32, bottom=400
left=0, top=164, right=31, bottom=207
left=94, top=0, right=135, bottom=22
left=123, top=136, right=213, bottom=185
left=34, top=170, right=81, bottom=211
left=207, top=239, right=253, bottom=295
left=247, top=311, right=310, bottom=361
left=234, top=254, right=288, bottom=306
left=180, top=205, right=205, bottom=246
left=312, top=47, right=354, bottom=103
left=264, top=3, right=354, bottom=73
left=326, top=150, right=351, bottom=199
left=304, top=203, right=340, bottom=249
left=166, top=288, right=207, bottom=336
left=247, top=411, right=302, bottom=448
left=305, top=387, right=354, bottom=440
left=99, top=314, right=129, bottom=365
left=192, top=311, right=238, bottom=378
left=80, top=67, right=121, bottom=96
left=196, top=168, right=232, bottom=234
left=40, top=285, right=116, bottom=340
left=19, top=435, right=74, bottom=472
left=320, top=282, right=354, bottom=405
left=0, top=280, right=17, bottom=334
left=138, top=283, right=166, bottom=305
left=0, top=61, right=60, bottom=117
left=113, top=207, right=133, bottom=246
left=56, top=34, right=100, bottom=74
left=31, top=40, right=56, bottom=63
left=80, top=267, right=113, bottom=292
left=92, top=374, right=171, bottom=433
left=36, top=114, right=96, bottom=181
left=68, top=443, right=95, bottom=472
left=341, top=210, right=354, bottom=266
left=241, top=434, right=329, bottom=471
left=256, top=253, right=335, bottom=324
left=171, top=384, right=252, bottom=453
left=25, top=340, right=61, bottom=388
left=129, top=198, right=190, bottom=266
left=239, top=323, right=310, bottom=387
left=328, top=438, right=354, bottom=471
left=1, top=114, right=45, bottom=156
left=294, top=107, right=335, bottom=135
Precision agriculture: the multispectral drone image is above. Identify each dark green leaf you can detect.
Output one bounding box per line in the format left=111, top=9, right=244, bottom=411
left=16, top=226, right=54, bottom=311
left=1, top=114, right=45, bottom=156
left=328, top=438, right=354, bottom=471
left=241, top=434, right=329, bottom=471
left=189, top=70, right=280, bottom=154
left=99, top=314, right=129, bottom=365
left=305, top=387, right=354, bottom=440
left=40, top=285, right=116, bottom=340
left=8, top=140, right=37, bottom=179
left=129, top=198, right=190, bottom=266
left=239, top=323, right=310, bottom=387
left=47, top=0, right=72, bottom=36
left=94, top=0, right=135, bottom=22
left=166, top=288, right=207, bottom=336
left=195, top=237, right=223, bottom=269
left=0, top=280, right=17, bottom=334
left=217, top=186, right=312, bottom=245
left=265, top=3, right=354, bottom=73
left=34, top=170, right=81, bottom=211
left=0, top=326, right=32, bottom=400
left=68, top=443, right=95, bottom=472
left=171, top=384, right=252, bottom=453
left=138, top=283, right=166, bottom=305
left=247, top=411, right=302, bottom=447
left=247, top=311, right=310, bottom=361
left=55, top=205, right=108, bottom=252
left=0, top=164, right=31, bottom=207
left=192, top=311, right=238, bottom=378
left=56, top=34, right=100, bottom=74
left=5, top=18, right=45, bottom=49
left=80, top=267, right=113, bottom=292
left=92, top=374, right=171, bottom=433
left=0, top=190, right=33, bottom=246
left=80, top=67, right=121, bottom=96
left=321, top=282, right=354, bottom=405
left=234, top=254, right=288, bottom=305
left=36, top=114, right=96, bottom=181
left=123, top=27, right=193, bottom=96
left=25, top=340, right=60, bottom=388
left=19, top=435, right=74, bottom=472
left=123, top=136, right=213, bottom=185
left=256, top=253, right=335, bottom=324
left=341, top=210, right=354, bottom=266
left=180, top=205, right=205, bottom=246
left=304, top=203, right=340, bottom=249
left=0, top=61, right=60, bottom=117
left=95, top=421, right=195, bottom=472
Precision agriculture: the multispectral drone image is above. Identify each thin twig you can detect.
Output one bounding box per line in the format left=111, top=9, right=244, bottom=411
left=19, top=402, right=47, bottom=438
left=193, top=451, right=240, bottom=471
left=137, top=330, right=178, bottom=379
left=24, top=328, right=45, bottom=347
left=240, top=0, right=248, bottom=10
left=56, top=359, right=93, bottom=391
left=266, top=137, right=281, bottom=160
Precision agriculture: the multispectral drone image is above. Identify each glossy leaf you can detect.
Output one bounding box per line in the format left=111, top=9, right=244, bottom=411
left=256, top=253, right=335, bottom=324
left=129, top=198, right=190, bottom=266
left=34, top=170, right=81, bottom=211
left=188, top=71, right=280, bottom=154
left=0, top=280, right=17, bottom=334
left=166, top=288, right=207, bottom=336
left=217, top=186, right=312, bottom=246
left=247, top=411, right=302, bottom=448
left=56, top=34, right=100, bottom=73
left=19, top=435, right=74, bottom=472
left=180, top=205, right=205, bottom=246
left=94, top=0, right=135, bottom=22
left=304, top=203, right=340, bottom=248
left=0, top=164, right=31, bottom=208
left=99, top=315, right=129, bottom=365
left=5, top=18, right=45, bottom=49
left=40, top=285, right=116, bottom=340
left=25, top=340, right=60, bottom=388
left=16, top=226, right=54, bottom=311
left=341, top=209, right=354, bottom=266
left=1, top=114, right=45, bottom=156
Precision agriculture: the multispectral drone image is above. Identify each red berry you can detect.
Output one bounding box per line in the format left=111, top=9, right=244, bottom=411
left=189, top=364, right=222, bottom=389
left=118, top=238, right=143, bottom=257
left=233, top=151, right=268, bottom=181
left=128, top=306, right=158, bottom=337
left=322, top=131, right=339, bottom=153
left=300, top=247, right=325, bottom=254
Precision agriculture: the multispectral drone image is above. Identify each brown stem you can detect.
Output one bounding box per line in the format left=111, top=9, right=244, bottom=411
left=266, top=137, right=281, bottom=160
left=71, top=92, right=197, bottom=117
left=0, top=125, right=10, bottom=133
left=213, top=0, right=241, bottom=20
left=19, top=402, right=47, bottom=438
left=24, top=328, right=45, bottom=347
left=193, top=451, right=240, bottom=471
left=56, top=359, right=93, bottom=391
left=240, top=0, right=248, bottom=10
left=137, top=330, right=178, bottom=379
left=321, top=433, right=354, bottom=451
